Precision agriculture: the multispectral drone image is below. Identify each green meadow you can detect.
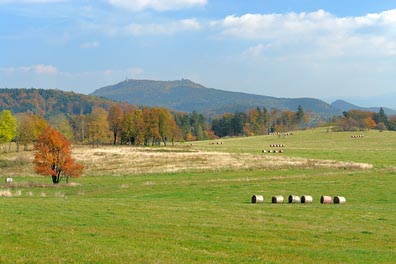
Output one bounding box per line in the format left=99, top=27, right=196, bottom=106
left=1, top=128, right=395, bottom=263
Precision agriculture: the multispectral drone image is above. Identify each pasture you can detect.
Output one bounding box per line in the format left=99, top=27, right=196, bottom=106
left=1, top=128, right=395, bottom=263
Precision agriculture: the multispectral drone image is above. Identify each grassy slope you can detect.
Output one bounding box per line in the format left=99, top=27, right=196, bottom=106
left=193, top=128, right=396, bottom=167
left=0, top=129, right=395, bottom=263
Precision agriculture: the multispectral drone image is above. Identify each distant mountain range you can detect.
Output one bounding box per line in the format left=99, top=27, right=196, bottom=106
left=325, top=93, right=396, bottom=110
left=91, top=79, right=396, bottom=118
left=91, top=79, right=339, bottom=118
left=1, top=79, right=394, bottom=119
left=331, top=100, right=396, bottom=115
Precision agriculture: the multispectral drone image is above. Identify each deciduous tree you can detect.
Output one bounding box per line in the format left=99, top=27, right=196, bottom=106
left=158, top=108, right=172, bottom=145
left=122, top=109, right=146, bottom=145
left=86, top=107, right=109, bottom=147
left=48, top=113, right=73, bottom=140
left=0, top=110, right=17, bottom=151
left=108, top=104, right=124, bottom=145
left=34, top=126, right=83, bottom=184
left=143, top=108, right=161, bottom=145
left=15, top=113, right=48, bottom=150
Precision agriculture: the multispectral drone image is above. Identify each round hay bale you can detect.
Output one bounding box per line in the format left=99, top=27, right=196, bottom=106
left=272, top=195, right=284, bottom=204
left=333, top=196, right=346, bottom=204
left=301, top=195, right=313, bottom=204
left=288, top=195, right=301, bottom=204
left=320, top=196, right=332, bottom=204
left=251, top=195, right=264, bottom=204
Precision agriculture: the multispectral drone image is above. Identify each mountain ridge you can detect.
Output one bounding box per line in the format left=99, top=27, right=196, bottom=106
left=91, top=79, right=340, bottom=118
left=2, top=79, right=394, bottom=119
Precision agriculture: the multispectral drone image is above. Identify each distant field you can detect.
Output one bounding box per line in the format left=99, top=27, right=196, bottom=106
left=192, top=128, right=396, bottom=168
left=0, top=128, right=395, bottom=263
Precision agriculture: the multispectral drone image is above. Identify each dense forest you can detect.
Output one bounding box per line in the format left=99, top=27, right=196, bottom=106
left=0, top=88, right=117, bottom=117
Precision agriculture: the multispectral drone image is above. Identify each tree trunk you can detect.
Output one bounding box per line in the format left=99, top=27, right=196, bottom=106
left=52, top=176, right=59, bottom=184
left=52, top=172, right=62, bottom=184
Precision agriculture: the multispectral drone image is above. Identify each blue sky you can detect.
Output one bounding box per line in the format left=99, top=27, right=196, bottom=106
left=1, top=0, right=396, bottom=105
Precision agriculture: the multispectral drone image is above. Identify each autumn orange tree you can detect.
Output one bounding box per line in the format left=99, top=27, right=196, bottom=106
left=34, top=126, right=83, bottom=184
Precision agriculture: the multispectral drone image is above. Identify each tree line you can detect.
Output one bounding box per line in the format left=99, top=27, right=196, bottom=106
left=211, top=105, right=309, bottom=137
left=0, top=104, right=310, bottom=149
left=0, top=106, right=213, bottom=150
left=331, top=108, right=396, bottom=131
left=1, top=105, right=395, bottom=152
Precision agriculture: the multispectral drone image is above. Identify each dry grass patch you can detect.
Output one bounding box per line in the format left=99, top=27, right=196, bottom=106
left=0, top=151, right=36, bottom=177
left=3, top=182, right=81, bottom=188
left=0, top=143, right=374, bottom=179
left=73, top=146, right=373, bottom=176
left=0, top=189, right=12, bottom=197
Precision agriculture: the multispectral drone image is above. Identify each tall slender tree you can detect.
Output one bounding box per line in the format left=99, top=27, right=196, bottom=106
left=0, top=110, right=17, bottom=151
left=295, top=105, right=306, bottom=128
left=374, top=107, right=389, bottom=129
left=86, top=107, right=109, bottom=147
left=108, top=104, right=124, bottom=145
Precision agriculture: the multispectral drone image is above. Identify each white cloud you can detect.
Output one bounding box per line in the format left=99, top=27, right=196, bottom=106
left=107, top=0, right=207, bottom=12
left=211, top=9, right=396, bottom=58
left=80, top=41, right=100, bottom=49
left=1, top=64, right=58, bottom=75
left=34, top=64, right=58, bottom=74
left=85, top=18, right=202, bottom=36
left=125, top=18, right=201, bottom=35
left=242, top=44, right=267, bottom=57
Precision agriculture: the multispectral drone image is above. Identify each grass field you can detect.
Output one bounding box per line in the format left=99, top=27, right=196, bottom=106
left=1, top=128, right=395, bottom=263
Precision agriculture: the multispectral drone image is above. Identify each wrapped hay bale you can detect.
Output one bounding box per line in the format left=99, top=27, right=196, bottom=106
left=251, top=194, right=264, bottom=204
left=301, top=195, right=313, bottom=204
left=5, top=178, right=13, bottom=183
left=320, top=196, right=332, bottom=204
left=272, top=195, right=284, bottom=204
left=333, top=196, right=346, bottom=204
left=288, top=195, right=301, bottom=204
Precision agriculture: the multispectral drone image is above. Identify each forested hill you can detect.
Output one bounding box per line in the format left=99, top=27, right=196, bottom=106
left=91, top=79, right=341, bottom=118
left=0, top=88, right=117, bottom=117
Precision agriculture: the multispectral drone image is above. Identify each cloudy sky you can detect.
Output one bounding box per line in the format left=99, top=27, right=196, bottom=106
left=1, top=0, right=396, bottom=104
